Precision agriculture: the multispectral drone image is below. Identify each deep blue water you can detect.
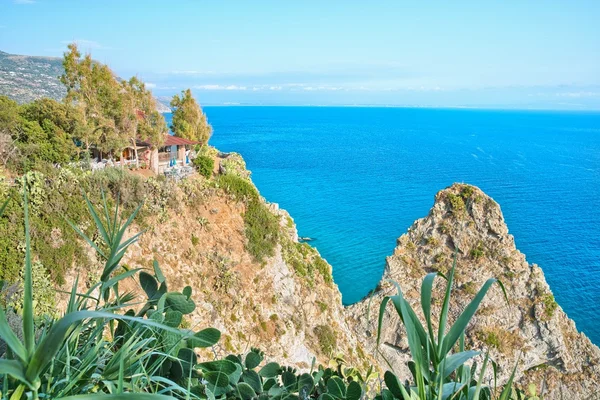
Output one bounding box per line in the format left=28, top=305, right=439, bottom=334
left=165, top=107, right=600, bottom=344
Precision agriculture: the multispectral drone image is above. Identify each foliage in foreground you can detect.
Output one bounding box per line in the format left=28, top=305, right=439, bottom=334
left=376, top=255, right=518, bottom=400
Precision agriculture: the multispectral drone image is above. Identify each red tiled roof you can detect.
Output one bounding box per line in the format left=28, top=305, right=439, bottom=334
left=163, top=135, right=198, bottom=146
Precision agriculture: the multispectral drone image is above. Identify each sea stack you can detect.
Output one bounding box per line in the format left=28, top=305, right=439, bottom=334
left=346, top=183, right=600, bottom=398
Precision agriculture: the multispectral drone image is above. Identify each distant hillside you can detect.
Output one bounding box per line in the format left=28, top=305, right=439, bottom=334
left=0, top=50, right=65, bottom=103
left=0, top=50, right=171, bottom=112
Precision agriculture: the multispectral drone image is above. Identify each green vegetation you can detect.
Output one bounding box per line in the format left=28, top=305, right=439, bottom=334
left=461, top=185, right=475, bottom=199
left=244, top=199, right=279, bottom=261
left=314, top=325, right=337, bottom=355
left=61, top=44, right=167, bottom=161
left=217, top=174, right=259, bottom=201
left=425, top=236, right=438, bottom=246
left=317, top=301, right=328, bottom=312
left=170, top=89, right=212, bottom=144
left=282, top=241, right=333, bottom=285
left=447, top=193, right=466, bottom=213
left=471, top=241, right=486, bottom=259
left=540, top=292, right=558, bottom=320
left=193, top=155, right=214, bottom=178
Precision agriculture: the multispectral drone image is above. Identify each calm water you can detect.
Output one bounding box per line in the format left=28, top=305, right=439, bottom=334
left=165, top=107, right=600, bottom=344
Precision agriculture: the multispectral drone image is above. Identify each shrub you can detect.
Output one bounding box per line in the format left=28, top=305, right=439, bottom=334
left=540, top=292, right=558, bottom=320
left=313, top=256, right=333, bottom=284
left=461, top=185, right=474, bottom=199
left=217, top=173, right=258, bottom=201
left=314, top=324, right=337, bottom=355
left=470, top=241, right=485, bottom=259
left=447, top=193, right=465, bottom=213
left=244, top=199, right=279, bottom=261
left=193, top=154, right=214, bottom=178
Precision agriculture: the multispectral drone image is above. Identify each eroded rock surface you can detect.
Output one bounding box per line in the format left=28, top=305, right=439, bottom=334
left=346, top=183, right=600, bottom=399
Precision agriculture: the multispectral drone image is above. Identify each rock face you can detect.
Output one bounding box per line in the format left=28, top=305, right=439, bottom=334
left=346, top=183, right=600, bottom=399
left=61, top=167, right=372, bottom=372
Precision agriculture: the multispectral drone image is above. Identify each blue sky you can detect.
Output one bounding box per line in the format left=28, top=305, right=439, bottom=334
left=1, top=0, right=599, bottom=108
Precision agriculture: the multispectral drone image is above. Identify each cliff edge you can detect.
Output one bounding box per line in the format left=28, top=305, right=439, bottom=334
left=346, top=183, right=600, bottom=398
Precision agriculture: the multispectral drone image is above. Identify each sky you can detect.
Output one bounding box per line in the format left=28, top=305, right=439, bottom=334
left=1, top=0, right=599, bottom=109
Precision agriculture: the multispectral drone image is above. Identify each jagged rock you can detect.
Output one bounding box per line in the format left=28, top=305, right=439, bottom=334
left=346, top=183, right=600, bottom=399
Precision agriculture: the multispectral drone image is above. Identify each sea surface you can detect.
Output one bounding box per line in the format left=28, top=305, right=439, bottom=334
left=164, top=107, right=600, bottom=344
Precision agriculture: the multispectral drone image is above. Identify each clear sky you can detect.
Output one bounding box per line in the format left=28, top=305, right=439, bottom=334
left=1, top=0, right=599, bottom=108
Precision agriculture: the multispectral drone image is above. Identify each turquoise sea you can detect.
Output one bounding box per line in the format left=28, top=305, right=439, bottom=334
left=165, top=107, right=600, bottom=344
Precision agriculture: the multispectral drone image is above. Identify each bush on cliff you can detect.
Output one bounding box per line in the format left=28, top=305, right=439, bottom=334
left=217, top=173, right=259, bottom=201
left=193, top=154, right=214, bottom=178
left=244, top=199, right=279, bottom=261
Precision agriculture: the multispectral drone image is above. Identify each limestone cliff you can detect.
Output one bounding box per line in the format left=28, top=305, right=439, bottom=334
left=346, top=183, right=600, bottom=399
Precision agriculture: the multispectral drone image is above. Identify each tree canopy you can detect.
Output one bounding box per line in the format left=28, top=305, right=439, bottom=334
left=60, top=43, right=167, bottom=158
left=170, top=89, right=212, bottom=144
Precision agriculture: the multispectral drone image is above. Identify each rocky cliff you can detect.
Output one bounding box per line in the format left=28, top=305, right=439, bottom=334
left=346, top=183, right=600, bottom=399
left=54, top=157, right=600, bottom=398
left=59, top=153, right=373, bottom=373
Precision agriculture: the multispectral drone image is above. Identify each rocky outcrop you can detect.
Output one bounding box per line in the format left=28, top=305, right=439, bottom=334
left=61, top=165, right=372, bottom=372
left=346, top=183, right=600, bottom=399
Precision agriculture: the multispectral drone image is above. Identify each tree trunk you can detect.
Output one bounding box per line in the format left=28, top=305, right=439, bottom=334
left=131, top=138, right=139, bottom=169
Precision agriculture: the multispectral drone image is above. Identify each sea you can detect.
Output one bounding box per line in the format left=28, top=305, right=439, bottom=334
left=164, top=107, right=600, bottom=344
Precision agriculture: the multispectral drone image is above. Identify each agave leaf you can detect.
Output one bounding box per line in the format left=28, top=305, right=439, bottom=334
left=389, top=294, right=427, bottom=394
left=65, top=217, right=106, bottom=258
left=22, top=187, right=35, bottom=357
left=116, top=231, right=145, bottom=255
left=25, top=310, right=189, bottom=384
left=376, top=296, right=391, bottom=347
left=421, top=272, right=439, bottom=353
left=437, top=254, right=457, bottom=354
left=442, top=350, right=481, bottom=379
left=0, top=196, right=10, bottom=217
left=83, top=191, right=111, bottom=246
left=67, top=275, right=80, bottom=314
left=102, top=268, right=143, bottom=291
left=472, top=351, right=490, bottom=400
left=0, top=359, right=28, bottom=386
left=498, top=353, right=521, bottom=400
left=0, top=308, right=27, bottom=362
left=441, top=278, right=498, bottom=355
left=59, top=394, right=175, bottom=400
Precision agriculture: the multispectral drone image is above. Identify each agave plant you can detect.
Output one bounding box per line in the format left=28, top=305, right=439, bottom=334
left=0, top=186, right=220, bottom=400
left=376, top=255, right=513, bottom=400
